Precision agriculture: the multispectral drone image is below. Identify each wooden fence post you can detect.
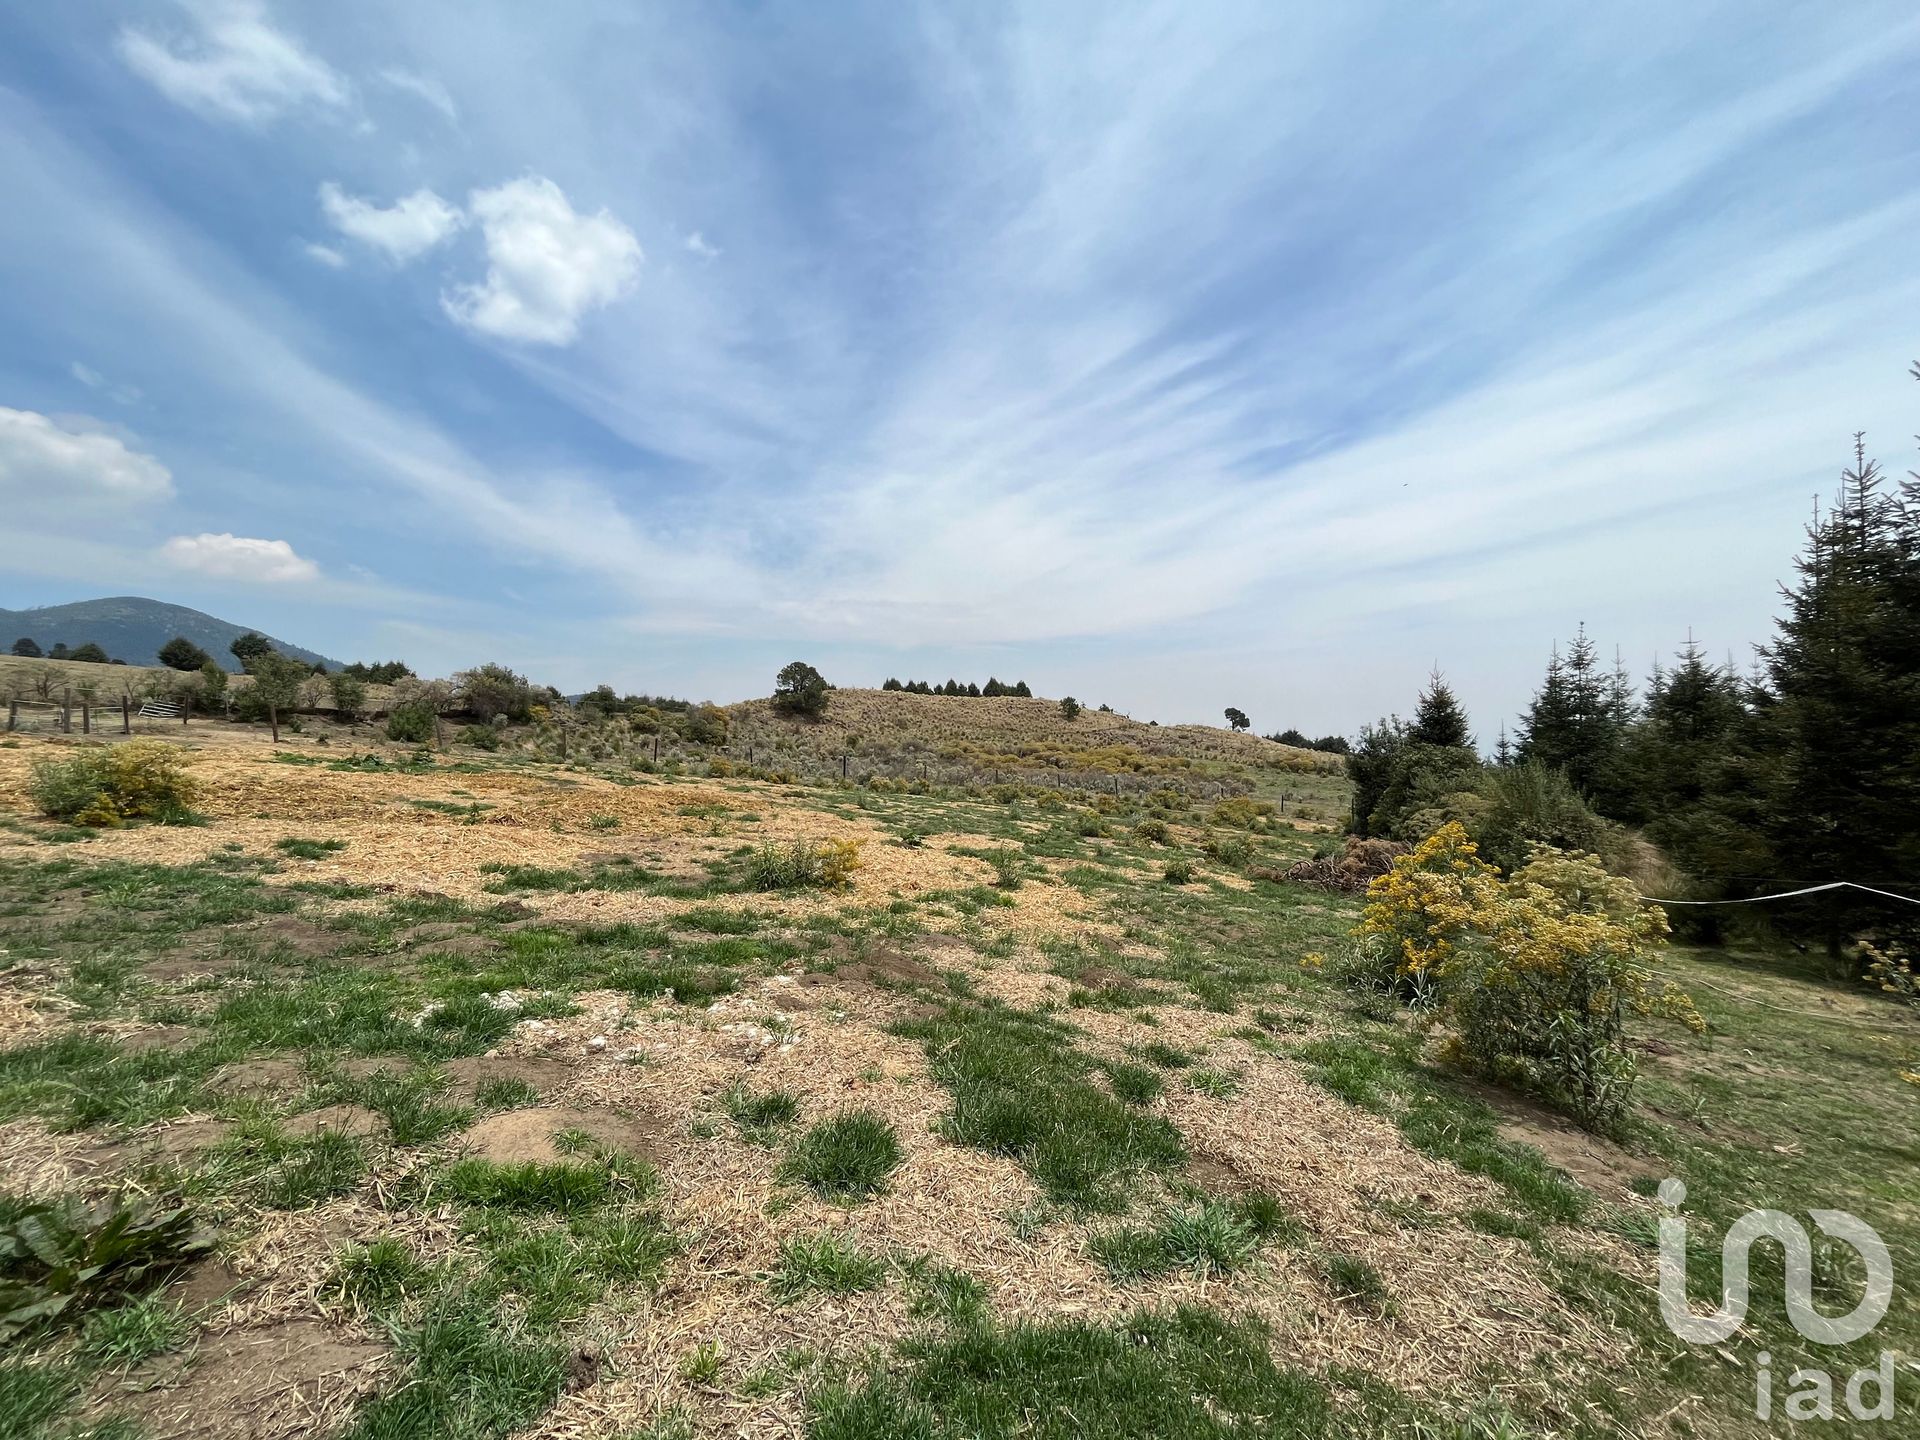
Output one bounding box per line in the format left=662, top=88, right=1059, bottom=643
left=61, top=690, right=72, bottom=733
left=81, top=704, right=90, bottom=735
left=6, top=700, right=15, bottom=732
left=122, top=696, right=131, bottom=734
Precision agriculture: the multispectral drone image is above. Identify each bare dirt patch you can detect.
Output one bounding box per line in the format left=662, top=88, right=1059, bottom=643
left=210, top=1058, right=308, bottom=1099
left=98, top=1320, right=387, bottom=1440
left=1477, top=1093, right=1659, bottom=1202
left=283, top=1104, right=382, bottom=1139
left=453, top=1104, right=662, bottom=1164
left=440, top=1054, right=576, bottom=1098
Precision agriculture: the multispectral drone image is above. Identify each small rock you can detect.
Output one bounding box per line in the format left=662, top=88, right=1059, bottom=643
left=586, top=1035, right=609, bottom=1052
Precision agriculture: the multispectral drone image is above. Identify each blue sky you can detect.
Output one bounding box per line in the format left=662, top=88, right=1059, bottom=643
left=2, top=2, right=1917, bottom=737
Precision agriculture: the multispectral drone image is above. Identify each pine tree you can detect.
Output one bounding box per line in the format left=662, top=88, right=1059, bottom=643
left=1409, top=668, right=1472, bottom=748
left=1515, top=626, right=1632, bottom=809
left=1620, top=636, right=1768, bottom=883
left=1762, top=432, right=1920, bottom=949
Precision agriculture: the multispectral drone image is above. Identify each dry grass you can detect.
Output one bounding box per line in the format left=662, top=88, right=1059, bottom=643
left=0, top=734, right=1120, bottom=943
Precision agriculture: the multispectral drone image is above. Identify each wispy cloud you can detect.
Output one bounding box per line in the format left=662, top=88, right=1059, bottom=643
left=117, top=0, right=348, bottom=125
left=376, top=66, right=457, bottom=123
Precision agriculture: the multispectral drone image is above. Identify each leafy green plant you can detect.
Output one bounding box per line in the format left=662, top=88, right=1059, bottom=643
left=0, top=1194, right=213, bottom=1340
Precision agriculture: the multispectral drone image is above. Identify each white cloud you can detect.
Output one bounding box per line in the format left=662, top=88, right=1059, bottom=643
left=160, top=532, right=319, bottom=583
left=685, top=230, right=720, bottom=260
left=443, top=177, right=641, bottom=345
left=377, top=67, right=458, bottom=122
left=116, top=0, right=348, bottom=125
left=318, top=182, right=464, bottom=262
left=302, top=241, right=347, bottom=268
left=70, top=361, right=104, bottom=388
left=0, top=408, right=172, bottom=502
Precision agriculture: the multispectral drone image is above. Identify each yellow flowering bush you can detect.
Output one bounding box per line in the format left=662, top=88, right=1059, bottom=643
left=27, top=741, right=200, bottom=828
left=1350, top=822, right=1701, bottom=1131
left=1350, top=822, right=1503, bottom=1001
left=1862, top=940, right=1917, bottom=1012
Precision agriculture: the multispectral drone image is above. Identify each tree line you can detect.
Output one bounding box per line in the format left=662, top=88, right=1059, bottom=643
left=10, top=638, right=123, bottom=664
left=1349, top=370, right=1920, bottom=957
left=881, top=677, right=1033, bottom=697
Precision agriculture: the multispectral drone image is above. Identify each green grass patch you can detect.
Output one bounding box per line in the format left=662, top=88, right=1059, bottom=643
left=275, top=837, right=347, bottom=860
left=809, top=1306, right=1334, bottom=1439
left=767, top=1232, right=889, bottom=1302
left=898, top=1004, right=1183, bottom=1211
left=780, top=1111, right=901, bottom=1202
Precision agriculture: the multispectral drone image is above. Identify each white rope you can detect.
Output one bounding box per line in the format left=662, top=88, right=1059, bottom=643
left=1643, top=881, right=1920, bottom=907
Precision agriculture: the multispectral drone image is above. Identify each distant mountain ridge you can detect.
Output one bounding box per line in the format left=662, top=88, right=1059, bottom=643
left=0, top=597, right=342, bottom=673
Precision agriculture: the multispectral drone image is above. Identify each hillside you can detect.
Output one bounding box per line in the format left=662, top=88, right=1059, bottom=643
left=0, top=596, right=341, bottom=672
left=730, top=689, right=1335, bottom=768
left=724, top=688, right=1345, bottom=811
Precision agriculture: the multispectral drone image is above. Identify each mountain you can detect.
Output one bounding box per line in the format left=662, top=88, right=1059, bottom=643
left=0, top=597, right=343, bottom=672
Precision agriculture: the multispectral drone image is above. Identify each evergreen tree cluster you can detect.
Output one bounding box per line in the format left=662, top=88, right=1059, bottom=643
left=881, top=677, right=1033, bottom=697
left=1353, top=371, right=1920, bottom=954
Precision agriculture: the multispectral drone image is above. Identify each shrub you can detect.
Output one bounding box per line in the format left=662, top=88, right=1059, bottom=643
left=27, top=741, right=198, bottom=827
left=455, top=724, right=502, bottom=751
left=1352, top=823, right=1703, bottom=1130
left=1161, top=857, right=1194, bottom=885
left=1465, top=761, right=1619, bottom=874
left=1209, top=796, right=1274, bottom=830
left=386, top=703, right=436, bottom=743
left=745, top=839, right=863, bottom=891
left=1133, top=819, right=1170, bottom=845
left=1202, top=833, right=1253, bottom=868
left=454, top=664, right=536, bottom=723
left=1442, top=847, right=1700, bottom=1131
left=1347, top=823, right=1503, bottom=1003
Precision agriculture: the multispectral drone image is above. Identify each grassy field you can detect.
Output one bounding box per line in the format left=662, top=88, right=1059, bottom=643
left=0, top=721, right=1913, bottom=1439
